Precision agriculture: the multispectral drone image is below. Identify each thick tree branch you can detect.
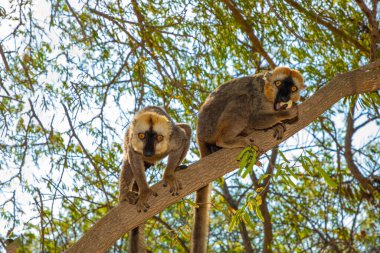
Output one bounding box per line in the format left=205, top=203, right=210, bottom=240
left=66, top=61, right=380, bottom=253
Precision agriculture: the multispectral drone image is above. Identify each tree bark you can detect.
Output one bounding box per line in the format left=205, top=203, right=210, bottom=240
left=344, top=98, right=376, bottom=194
left=65, top=61, right=380, bottom=253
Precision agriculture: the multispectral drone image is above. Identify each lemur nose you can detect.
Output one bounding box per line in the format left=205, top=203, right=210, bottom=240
left=279, top=96, right=289, bottom=102
left=144, top=150, right=154, bottom=157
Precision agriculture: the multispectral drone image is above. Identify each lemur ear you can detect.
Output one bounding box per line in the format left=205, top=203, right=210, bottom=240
left=263, top=70, right=273, bottom=81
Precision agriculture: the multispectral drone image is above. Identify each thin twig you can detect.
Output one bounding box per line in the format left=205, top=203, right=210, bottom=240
left=62, top=103, right=112, bottom=209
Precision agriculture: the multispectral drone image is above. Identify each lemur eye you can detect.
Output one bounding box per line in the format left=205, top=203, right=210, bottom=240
left=274, top=80, right=281, bottom=87
left=156, top=135, right=164, bottom=142
left=291, top=86, right=298, bottom=92
left=138, top=133, right=145, bottom=140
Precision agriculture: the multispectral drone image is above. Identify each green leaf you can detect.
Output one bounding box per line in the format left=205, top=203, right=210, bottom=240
left=256, top=194, right=262, bottom=206
left=237, top=146, right=251, bottom=161
left=240, top=160, right=253, bottom=178
left=284, top=165, right=297, bottom=179
left=229, top=214, right=238, bottom=232
left=300, top=156, right=312, bottom=175
left=304, top=151, right=337, bottom=188
left=238, top=151, right=250, bottom=176
left=303, top=156, right=314, bottom=168
left=241, top=150, right=257, bottom=178
left=255, top=204, right=264, bottom=222
left=305, top=150, right=318, bottom=159
left=243, top=212, right=255, bottom=230
left=252, top=145, right=259, bottom=152
left=279, top=150, right=290, bottom=163
left=281, top=173, right=297, bottom=188
left=247, top=200, right=254, bottom=212
left=238, top=146, right=258, bottom=178
left=315, top=166, right=338, bottom=188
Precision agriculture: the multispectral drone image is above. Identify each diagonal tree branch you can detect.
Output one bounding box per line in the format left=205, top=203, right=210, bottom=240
left=66, top=60, right=380, bottom=253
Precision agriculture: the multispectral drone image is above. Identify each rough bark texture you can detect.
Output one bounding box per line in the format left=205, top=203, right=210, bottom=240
left=66, top=61, right=380, bottom=253
left=190, top=184, right=211, bottom=253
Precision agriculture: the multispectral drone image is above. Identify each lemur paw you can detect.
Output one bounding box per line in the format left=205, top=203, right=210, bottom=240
left=272, top=123, right=286, bottom=140
left=136, top=188, right=157, bottom=213
left=243, top=136, right=255, bottom=147
left=287, top=103, right=299, bottom=120
left=163, top=174, right=182, bottom=196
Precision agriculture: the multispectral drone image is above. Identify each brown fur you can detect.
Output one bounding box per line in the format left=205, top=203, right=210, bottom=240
left=119, top=106, right=191, bottom=210
left=191, top=67, right=305, bottom=253
left=119, top=106, right=191, bottom=253
left=128, top=226, right=147, bottom=253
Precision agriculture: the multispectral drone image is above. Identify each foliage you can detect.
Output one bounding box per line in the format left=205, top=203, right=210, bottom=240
left=0, top=0, right=379, bottom=252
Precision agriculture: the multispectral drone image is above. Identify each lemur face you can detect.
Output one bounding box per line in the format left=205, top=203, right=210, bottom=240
left=264, top=67, right=306, bottom=111
left=131, top=111, right=171, bottom=157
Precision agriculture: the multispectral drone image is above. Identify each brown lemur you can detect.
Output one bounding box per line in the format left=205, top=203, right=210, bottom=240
left=118, top=106, right=192, bottom=212
left=191, top=66, right=306, bottom=253
left=119, top=106, right=191, bottom=253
